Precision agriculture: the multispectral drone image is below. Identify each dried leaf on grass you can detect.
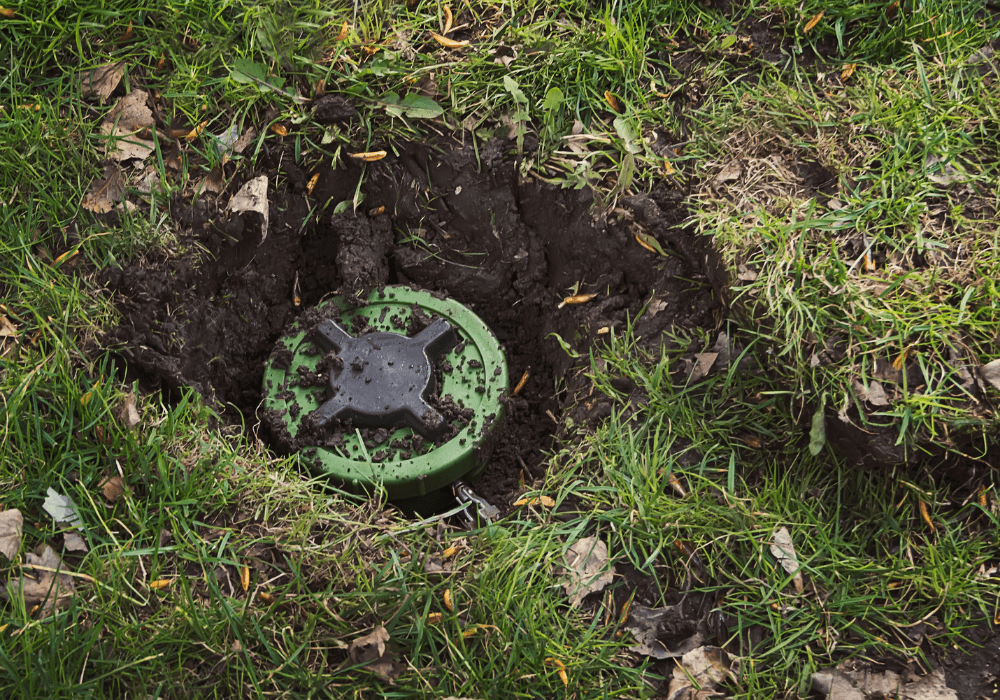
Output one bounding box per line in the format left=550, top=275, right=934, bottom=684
left=118, top=391, right=141, bottom=428
left=348, top=626, right=405, bottom=682
left=81, top=164, right=125, bottom=213
left=852, top=378, right=890, bottom=407
left=63, top=531, right=88, bottom=553
left=713, top=160, right=742, bottom=188
left=666, top=646, right=737, bottom=700
left=194, top=165, right=225, bottom=196
left=689, top=352, right=718, bottom=383
left=0, top=544, right=76, bottom=614
left=626, top=604, right=703, bottom=660
left=560, top=536, right=615, bottom=608
left=101, top=90, right=155, bottom=161
left=0, top=509, right=23, bottom=560
left=227, top=176, right=269, bottom=243
left=770, top=527, right=804, bottom=593
left=100, top=475, right=126, bottom=502
left=812, top=666, right=957, bottom=700
left=43, top=488, right=82, bottom=529
left=979, top=359, right=1000, bottom=391
left=78, top=61, right=125, bottom=103
left=0, top=315, right=17, bottom=337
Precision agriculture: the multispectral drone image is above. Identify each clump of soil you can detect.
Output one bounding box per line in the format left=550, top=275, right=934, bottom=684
left=102, top=136, right=718, bottom=507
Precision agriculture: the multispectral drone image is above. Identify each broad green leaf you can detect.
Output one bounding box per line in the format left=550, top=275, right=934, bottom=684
left=542, top=87, right=564, bottom=112
left=231, top=58, right=285, bottom=92
left=613, top=116, right=642, bottom=154
left=380, top=92, right=443, bottom=119
left=503, top=75, right=528, bottom=104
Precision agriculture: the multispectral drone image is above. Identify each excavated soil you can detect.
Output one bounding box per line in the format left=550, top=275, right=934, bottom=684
left=102, top=137, right=718, bottom=509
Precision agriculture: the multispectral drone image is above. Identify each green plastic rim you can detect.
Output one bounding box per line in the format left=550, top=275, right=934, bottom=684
left=263, top=286, right=508, bottom=501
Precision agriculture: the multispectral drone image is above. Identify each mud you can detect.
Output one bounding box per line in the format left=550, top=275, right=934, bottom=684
left=102, top=136, right=717, bottom=509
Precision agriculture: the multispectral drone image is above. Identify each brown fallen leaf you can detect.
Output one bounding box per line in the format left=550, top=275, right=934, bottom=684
left=81, top=164, right=126, bottom=213
left=100, top=474, right=126, bottom=502
left=804, top=11, right=825, bottom=34
left=979, top=359, right=1000, bottom=391
left=429, top=31, right=469, bottom=48
left=63, top=530, right=88, bottom=553
left=349, top=626, right=405, bottom=682
left=184, top=121, right=207, bottom=141
left=513, top=495, right=556, bottom=507
left=604, top=91, right=622, bottom=113
left=227, top=176, right=270, bottom=243
left=0, top=544, right=76, bottom=615
left=0, top=7, right=16, bottom=18
left=270, top=123, right=288, bottom=136
left=560, top=536, right=615, bottom=608
left=626, top=603, right=703, bottom=660
left=689, top=351, right=718, bottom=383
left=667, top=646, right=737, bottom=700
left=79, top=61, right=125, bottom=103
left=349, top=150, right=387, bottom=161
left=194, top=165, right=225, bottom=196
left=118, top=391, right=141, bottom=429
left=334, top=21, right=349, bottom=41
left=101, top=90, right=155, bottom=161
left=0, top=509, right=23, bottom=560
left=562, top=293, right=597, bottom=305
left=770, top=526, right=804, bottom=594
left=0, top=315, right=17, bottom=338
left=443, top=5, right=454, bottom=34
left=841, top=63, right=857, bottom=81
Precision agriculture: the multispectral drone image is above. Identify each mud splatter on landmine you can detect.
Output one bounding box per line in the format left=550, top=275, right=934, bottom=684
left=103, top=138, right=717, bottom=507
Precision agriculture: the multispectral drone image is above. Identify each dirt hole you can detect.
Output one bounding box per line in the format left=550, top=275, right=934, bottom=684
left=103, top=138, right=718, bottom=507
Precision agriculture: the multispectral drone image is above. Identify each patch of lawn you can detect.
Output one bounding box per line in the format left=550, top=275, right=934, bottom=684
left=2, top=0, right=1000, bottom=698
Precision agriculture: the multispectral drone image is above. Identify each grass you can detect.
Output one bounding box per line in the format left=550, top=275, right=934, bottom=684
left=1, top=0, right=1000, bottom=698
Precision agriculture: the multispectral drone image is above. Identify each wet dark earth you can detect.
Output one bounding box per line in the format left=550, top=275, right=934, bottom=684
left=101, top=137, right=717, bottom=509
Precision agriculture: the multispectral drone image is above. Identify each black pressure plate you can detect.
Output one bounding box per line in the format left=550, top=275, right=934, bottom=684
left=306, top=317, right=458, bottom=439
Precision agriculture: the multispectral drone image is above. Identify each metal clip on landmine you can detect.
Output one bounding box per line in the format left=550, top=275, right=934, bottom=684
left=453, top=479, right=499, bottom=527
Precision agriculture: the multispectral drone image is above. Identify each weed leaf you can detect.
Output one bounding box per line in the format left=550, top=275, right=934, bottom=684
left=379, top=92, right=443, bottom=119
left=503, top=76, right=527, bottom=105
left=808, top=397, right=826, bottom=456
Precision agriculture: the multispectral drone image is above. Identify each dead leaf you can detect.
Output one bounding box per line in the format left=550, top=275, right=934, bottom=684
left=194, top=165, right=225, bottom=196
left=647, top=299, right=668, bottom=317
left=349, top=150, right=387, bottom=161
left=713, top=160, right=742, bottom=187
left=100, top=475, right=126, bottom=502
left=63, top=530, right=88, bottom=553
left=43, top=488, right=83, bottom=529
left=429, top=31, right=469, bottom=48
left=812, top=666, right=957, bottom=700
left=560, top=536, right=615, bottom=608
left=0, top=315, right=17, bottom=337
left=349, top=626, right=405, bottom=682
left=562, top=293, right=597, bottom=305
left=79, top=62, right=125, bottom=103
left=979, top=359, right=1000, bottom=391
left=0, top=7, right=15, bottom=18
left=925, top=154, right=965, bottom=186
left=626, top=604, right=703, bottom=659
left=513, top=495, right=556, bottom=507
left=0, top=544, right=76, bottom=614
left=81, top=164, right=126, bottom=213
left=804, top=11, right=825, bottom=33
left=841, top=63, right=857, bottom=81
left=770, top=526, right=804, bottom=593
left=118, top=391, right=141, bottom=429
left=227, top=176, right=269, bottom=243
left=0, top=509, right=23, bottom=560
left=667, top=646, right=737, bottom=700
left=101, top=90, right=155, bottom=161
left=689, top=352, right=718, bottom=382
